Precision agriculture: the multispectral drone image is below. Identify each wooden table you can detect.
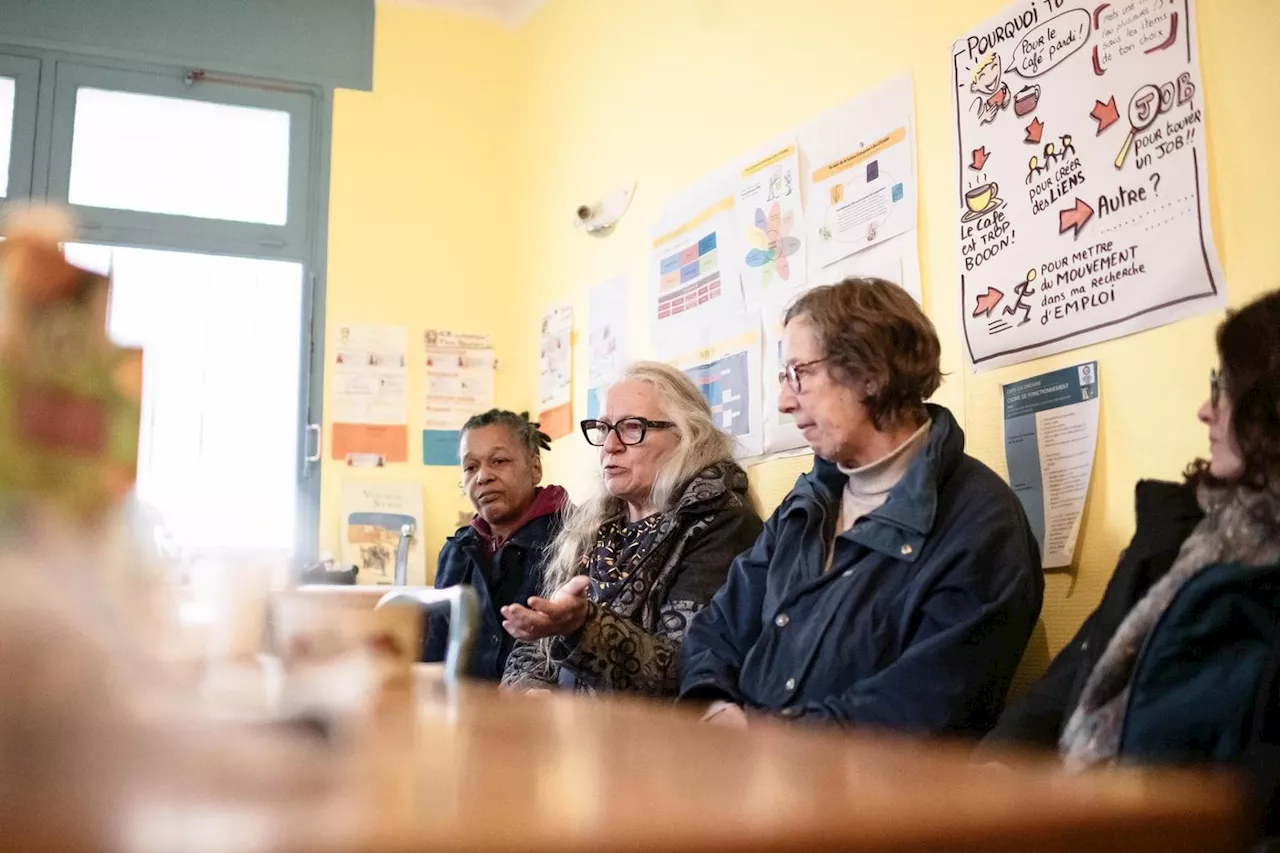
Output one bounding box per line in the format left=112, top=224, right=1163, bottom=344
left=2, top=666, right=1248, bottom=852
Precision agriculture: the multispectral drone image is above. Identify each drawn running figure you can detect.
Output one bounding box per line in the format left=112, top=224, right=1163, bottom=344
left=1003, top=269, right=1037, bottom=327
left=971, top=53, right=1011, bottom=125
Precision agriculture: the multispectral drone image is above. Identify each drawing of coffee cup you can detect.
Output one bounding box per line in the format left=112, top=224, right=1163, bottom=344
left=962, top=182, right=1004, bottom=221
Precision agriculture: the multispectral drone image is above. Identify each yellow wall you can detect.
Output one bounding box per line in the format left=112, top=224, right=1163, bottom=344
left=330, top=0, right=1280, bottom=686
left=322, top=4, right=518, bottom=578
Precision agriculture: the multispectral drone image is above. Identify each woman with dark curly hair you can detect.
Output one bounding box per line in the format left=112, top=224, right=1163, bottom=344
left=984, top=289, right=1280, bottom=840
left=424, top=410, right=569, bottom=681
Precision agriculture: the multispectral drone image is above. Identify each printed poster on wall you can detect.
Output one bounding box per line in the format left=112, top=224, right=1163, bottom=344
left=952, top=0, right=1224, bottom=372
left=538, top=303, right=573, bottom=440
left=800, top=75, right=918, bottom=278
left=674, top=315, right=765, bottom=460
left=1003, top=362, right=1100, bottom=569
left=330, top=323, right=408, bottom=465
left=734, top=140, right=807, bottom=308
left=586, top=275, right=630, bottom=420
left=648, top=172, right=748, bottom=360
left=422, top=329, right=496, bottom=466
left=340, top=480, right=426, bottom=585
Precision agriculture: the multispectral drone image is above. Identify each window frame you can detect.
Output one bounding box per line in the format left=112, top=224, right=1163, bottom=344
left=1, top=45, right=328, bottom=561
left=0, top=52, right=42, bottom=201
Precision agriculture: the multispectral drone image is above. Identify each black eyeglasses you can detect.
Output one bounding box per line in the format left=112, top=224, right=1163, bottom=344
left=778, top=358, right=828, bottom=394
left=580, top=417, right=676, bottom=447
left=1210, top=368, right=1221, bottom=409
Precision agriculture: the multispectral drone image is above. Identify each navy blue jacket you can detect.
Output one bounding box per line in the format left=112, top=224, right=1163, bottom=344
left=423, top=511, right=561, bottom=680
left=679, top=405, right=1044, bottom=738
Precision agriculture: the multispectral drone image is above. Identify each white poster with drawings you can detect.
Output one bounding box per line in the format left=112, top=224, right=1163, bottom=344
left=340, top=480, right=425, bottom=586
left=586, top=275, right=630, bottom=419
left=801, top=75, right=918, bottom=275
left=952, top=0, right=1223, bottom=371
left=673, top=315, right=765, bottom=460
left=734, top=140, right=807, bottom=308
left=649, top=170, right=747, bottom=360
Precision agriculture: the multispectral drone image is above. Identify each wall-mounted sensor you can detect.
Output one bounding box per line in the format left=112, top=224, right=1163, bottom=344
left=574, top=182, right=636, bottom=235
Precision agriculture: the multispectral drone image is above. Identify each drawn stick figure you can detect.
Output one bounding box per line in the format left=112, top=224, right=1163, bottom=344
left=1003, top=269, right=1037, bottom=326
left=1060, top=134, right=1076, bottom=159
left=1026, top=155, right=1043, bottom=184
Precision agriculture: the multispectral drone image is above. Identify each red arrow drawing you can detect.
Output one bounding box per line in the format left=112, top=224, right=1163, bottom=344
left=972, top=287, right=1005, bottom=318
left=1025, top=117, right=1044, bottom=144
left=969, top=146, right=990, bottom=171
left=1091, top=97, right=1120, bottom=133
left=1059, top=198, right=1095, bottom=237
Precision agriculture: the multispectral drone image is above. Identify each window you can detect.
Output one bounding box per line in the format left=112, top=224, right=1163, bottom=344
left=68, top=244, right=304, bottom=553
left=68, top=88, right=293, bottom=225
left=1, top=48, right=328, bottom=560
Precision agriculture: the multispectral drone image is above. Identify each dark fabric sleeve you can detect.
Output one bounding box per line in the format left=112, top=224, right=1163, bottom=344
left=554, top=507, right=763, bottom=696
left=981, top=610, right=1096, bottom=749
left=421, top=543, right=455, bottom=663
left=500, top=639, right=560, bottom=691
left=678, top=508, right=777, bottom=706
left=789, top=500, right=1044, bottom=738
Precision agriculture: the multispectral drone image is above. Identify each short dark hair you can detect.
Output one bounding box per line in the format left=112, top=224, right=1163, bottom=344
left=460, top=409, right=551, bottom=458
left=783, top=277, right=942, bottom=429
left=1187, top=290, right=1280, bottom=490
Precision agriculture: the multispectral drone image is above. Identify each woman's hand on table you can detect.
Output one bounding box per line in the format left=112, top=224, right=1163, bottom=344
left=501, top=576, right=590, bottom=641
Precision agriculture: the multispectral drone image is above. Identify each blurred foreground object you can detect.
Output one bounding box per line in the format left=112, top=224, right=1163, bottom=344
left=0, top=204, right=142, bottom=522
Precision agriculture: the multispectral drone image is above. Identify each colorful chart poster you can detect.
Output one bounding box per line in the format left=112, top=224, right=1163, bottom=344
left=801, top=76, right=918, bottom=274
left=586, top=275, right=630, bottom=420
left=952, top=0, right=1223, bottom=371
left=1003, top=362, right=1100, bottom=569
left=340, top=480, right=426, bottom=585
left=330, top=323, right=408, bottom=464
left=538, top=303, right=573, bottom=440
left=735, top=141, right=807, bottom=308
left=674, top=317, right=765, bottom=460
left=649, top=173, right=747, bottom=360
left=422, top=329, right=495, bottom=466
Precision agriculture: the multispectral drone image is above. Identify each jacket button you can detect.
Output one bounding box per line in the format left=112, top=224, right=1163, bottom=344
left=780, top=707, right=800, bottom=718
left=1081, top=640, right=1089, bottom=652
left=774, top=613, right=790, bottom=628
left=900, top=544, right=914, bottom=556
left=784, top=677, right=797, bottom=691
left=841, top=569, right=853, bottom=578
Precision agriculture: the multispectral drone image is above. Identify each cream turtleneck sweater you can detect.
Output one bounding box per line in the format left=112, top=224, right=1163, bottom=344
left=826, top=419, right=932, bottom=571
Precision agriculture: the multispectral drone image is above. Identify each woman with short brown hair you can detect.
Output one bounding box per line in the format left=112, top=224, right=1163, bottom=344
left=680, top=277, right=1044, bottom=737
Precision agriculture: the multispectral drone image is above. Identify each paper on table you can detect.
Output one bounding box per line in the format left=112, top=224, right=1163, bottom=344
left=538, top=303, right=573, bottom=440
left=340, top=480, right=426, bottom=585
left=1003, top=362, right=1100, bottom=569
left=331, top=324, right=408, bottom=463
left=586, top=276, right=629, bottom=420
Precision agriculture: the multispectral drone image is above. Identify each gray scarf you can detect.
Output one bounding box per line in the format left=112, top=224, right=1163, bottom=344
left=1060, top=482, right=1280, bottom=768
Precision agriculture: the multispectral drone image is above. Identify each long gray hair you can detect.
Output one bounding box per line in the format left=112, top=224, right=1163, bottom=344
left=540, top=361, right=738, bottom=596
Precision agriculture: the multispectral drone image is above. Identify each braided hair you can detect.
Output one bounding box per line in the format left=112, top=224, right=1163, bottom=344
left=460, top=409, right=551, bottom=458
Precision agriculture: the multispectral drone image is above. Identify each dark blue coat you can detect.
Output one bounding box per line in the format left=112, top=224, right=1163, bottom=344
left=679, top=405, right=1044, bottom=738
left=423, top=512, right=560, bottom=680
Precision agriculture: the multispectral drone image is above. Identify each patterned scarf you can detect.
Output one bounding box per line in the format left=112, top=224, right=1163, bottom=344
left=582, top=513, right=667, bottom=607
left=1060, top=482, right=1280, bottom=768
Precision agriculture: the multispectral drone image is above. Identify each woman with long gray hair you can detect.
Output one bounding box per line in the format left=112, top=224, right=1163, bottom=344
left=501, top=361, right=762, bottom=696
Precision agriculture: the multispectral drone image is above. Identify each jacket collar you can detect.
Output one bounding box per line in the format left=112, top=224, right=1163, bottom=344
left=466, top=485, right=569, bottom=553
left=671, top=460, right=752, bottom=515
left=790, top=404, right=965, bottom=559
